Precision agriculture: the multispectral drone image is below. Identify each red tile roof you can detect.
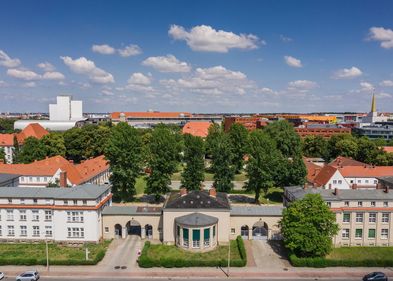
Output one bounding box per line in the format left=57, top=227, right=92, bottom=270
left=0, top=155, right=108, bottom=185
left=303, top=158, right=323, bottom=183
left=111, top=111, right=192, bottom=119
left=313, top=165, right=338, bottom=186
left=338, top=166, right=393, bottom=178
left=0, top=133, right=14, bottom=146
left=0, top=123, right=48, bottom=146
left=329, top=156, right=368, bottom=168
left=383, top=146, right=393, bottom=153
left=182, top=121, right=212, bottom=138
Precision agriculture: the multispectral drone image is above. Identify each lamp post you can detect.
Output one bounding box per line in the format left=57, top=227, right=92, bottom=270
left=45, top=239, right=49, bottom=271
left=227, top=234, right=230, bottom=277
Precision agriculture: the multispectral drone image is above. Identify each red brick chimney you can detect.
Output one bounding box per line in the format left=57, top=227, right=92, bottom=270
left=384, top=186, right=389, bottom=193
left=352, top=183, right=358, bottom=189
left=180, top=187, right=187, bottom=196
left=59, top=171, right=67, bottom=188
left=334, top=188, right=339, bottom=195
left=209, top=187, right=217, bottom=198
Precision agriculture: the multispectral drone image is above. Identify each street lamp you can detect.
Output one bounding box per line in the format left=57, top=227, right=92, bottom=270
left=227, top=233, right=230, bottom=277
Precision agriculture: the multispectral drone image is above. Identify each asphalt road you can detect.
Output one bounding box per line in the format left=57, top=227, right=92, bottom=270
left=4, top=278, right=364, bottom=281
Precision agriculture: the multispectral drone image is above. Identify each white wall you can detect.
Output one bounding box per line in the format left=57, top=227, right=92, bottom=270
left=324, top=170, right=351, bottom=189
left=70, top=100, right=83, bottom=120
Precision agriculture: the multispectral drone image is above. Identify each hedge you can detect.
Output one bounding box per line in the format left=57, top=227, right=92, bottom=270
left=138, top=236, right=247, bottom=268
left=289, top=253, right=393, bottom=268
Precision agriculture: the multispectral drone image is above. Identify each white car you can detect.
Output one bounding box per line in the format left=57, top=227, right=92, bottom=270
left=16, top=270, right=40, bottom=281
left=0, top=272, right=4, bottom=280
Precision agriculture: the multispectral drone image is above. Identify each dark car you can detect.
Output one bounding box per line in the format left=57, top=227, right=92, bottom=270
left=363, top=272, right=388, bottom=281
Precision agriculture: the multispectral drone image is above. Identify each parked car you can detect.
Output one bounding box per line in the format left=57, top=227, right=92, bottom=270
left=0, top=272, right=4, bottom=280
left=363, top=272, right=388, bottom=281
left=16, top=270, right=40, bottom=281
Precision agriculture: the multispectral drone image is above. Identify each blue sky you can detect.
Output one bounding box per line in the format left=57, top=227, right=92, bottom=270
left=1, top=0, right=393, bottom=113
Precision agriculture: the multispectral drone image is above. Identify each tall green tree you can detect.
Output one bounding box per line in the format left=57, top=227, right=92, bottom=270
left=302, top=135, right=328, bottom=158
left=245, top=130, right=283, bottom=203
left=335, top=138, right=358, bottom=158
left=280, top=193, right=339, bottom=258
left=211, top=131, right=234, bottom=192
left=105, top=122, right=143, bottom=202
left=63, top=127, right=85, bottom=163
left=41, top=133, right=66, bottom=157
left=205, top=123, right=222, bottom=157
left=81, top=125, right=111, bottom=158
left=12, top=135, right=20, bottom=163
left=228, top=123, right=249, bottom=173
left=145, top=126, right=181, bottom=200
left=181, top=134, right=205, bottom=190
left=356, top=137, right=383, bottom=165
left=0, top=118, right=16, bottom=133
left=0, top=147, right=5, bottom=162
left=264, top=120, right=306, bottom=186
left=18, top=137, right=47, bottom=163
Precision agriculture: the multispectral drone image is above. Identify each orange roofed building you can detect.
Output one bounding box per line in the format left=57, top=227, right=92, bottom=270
left=0, top=155, right=110, bottom=187
left=182, top=122, right=212, bottom=138
left=0, top=123, right=49, bottom=163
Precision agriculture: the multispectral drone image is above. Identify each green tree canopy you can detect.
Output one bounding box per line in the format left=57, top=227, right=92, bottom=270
left=41, top=133, right=66, bottom=157
left=64, top=127, right=85, bottom=163
left=145, top=126, right=181, bottom=200
left=280, top=193, right=339, bottom=258
left=0, top=147, right=5, bottom=162
left=181, top=134, right=205, bottom=190
left=105, top=122, right=143, bottom=202
left=302, top=135, right=328, bottom=159
left=228, top=123, right=249, bottom=173
left=18, top=137, right=47, bottom=163
left=205, top=123, right=222, bottom=158
left=81, top=125, right=111, bottom=159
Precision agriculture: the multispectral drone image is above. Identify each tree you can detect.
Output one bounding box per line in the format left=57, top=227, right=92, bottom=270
left=63, top=127, right=85, bottom=163
left=334, top=138, right=358, bottom=158
left=205, top=123, right=222, bottom=158
left=302, top=135, right=328, bottom=158
left=355, top=137, right=383, bottom=165
left=12, top=135, right=20, bottom=163
left=81, top=125, right=111, bottom=159
left=210, top=131, right=234, bottom=192
left=0, top=118, right=16, bottom=133
left=181, top=134, right=205, bottom=190
left=105, top=122, right=143, bottom=202
left=0, top=147, right=5, bottom=162
left=245, top=130, right=283, bottom=203
left=145, top=126, right=181, bottom=201
left=41, top=133, right=66, bottom=157
left=228, top=123, right=249, bottom=173
left=18, top=137, right=47, bottom=163
left=280, top=193, right=339, bottom=258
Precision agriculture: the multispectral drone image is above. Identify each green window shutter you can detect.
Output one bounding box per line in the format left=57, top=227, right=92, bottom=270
left=368, top=229, right=376, bottom=238
left=193, top=229, right=200, bottom=241
left=204, top=228, right=210, bottom=240
left=213, top=225, right=216, bottom=237
left=177, top=225, right=180, bottom=236
left=183, top=228, right=189, bottom=240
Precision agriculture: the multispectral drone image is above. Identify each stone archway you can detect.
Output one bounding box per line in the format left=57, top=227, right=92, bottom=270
left=252, top=220, right=268, bottom=240
left=241, top=225, right=249, bottom=240
left=126, top=220, right=141, bottom=236
left=114, top=224, right=123, bottom=238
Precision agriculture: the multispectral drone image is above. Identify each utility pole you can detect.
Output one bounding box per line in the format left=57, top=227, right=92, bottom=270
left=45, top=240, right=49, bottom=271
left=227, top=235, right=230, bottom=277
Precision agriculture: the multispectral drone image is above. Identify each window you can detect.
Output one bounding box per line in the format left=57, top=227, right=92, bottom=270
left=381, top=229, right=389, bottom=239
left=374, top=180, right=377, bottom=184
left=45, top=199, right=51, bottom=205
left=7, top=225, right=14, bottom=236
left=344, top=201, right=349, bottom=207
left=369, top=213, right=376, bottom=223
left=45, top=210, right=52, bottom=221
left=64, top=200, right=68, bottom=205
left=45, top=226, right=52, bottom=237
left=33, top=199, right=37, bottom=204
left=357, top=180, right=361, bottom=183
left=368, top=229, right=376, bottom=239
left=333, top=180, right=337, bottom=184
left=20, top=199, right=25, bottom=204
left=32, top=210, right=39, bottom=221
left=29, top=177, right=32, bottom=181
left=73, top=200, right=77, bottom=205
left=8, top=199, right=12, bottom=204
left=19, top=210, right=26, bottom=221
left=20, top=225, right=27, bottom=236
left=355, top=229, right=363, bottom=239
left=67, top=227, right=84, bottom=238
left=327, top=202, right=331, bottom=207
left=6, top=210, right=14, bottom=221
left=358, top=201, right=363, bottom=207
left=104, top=227, right=109, bottom=233
left=32, top=226, right=40, bottom=237
left=338, top=180, right=342, bottom=184
left=365, top=180, right=369, bottom=184
left=83, top=200, right=87, bottom=205
left=67, top=211, right=84, bottom=223
left=343, top=213, right=350, bottom=223
left=0, top=226, right=2, bottom=236
left=342, top=229, right=350, bottom=238
left=370, top=201, right=376, bottom=207
left=384, top=202, right=388, bottom=207
left=382, top=213, right=390, bottom=223
left=231, top=228, right=235, bottom=235
left=355, top=213, right=363, bottom=223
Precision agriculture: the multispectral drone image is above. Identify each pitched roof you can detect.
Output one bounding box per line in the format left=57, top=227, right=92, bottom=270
left=329, top=156, right=368, bottom=168
left=0, top=155, right=109, bottom=185
left=313, top=165, right=338, bottom=186
left=338, top=166, right=393, bottom=178
left=383, top=146, right=393, bottom=153
left=0, top=123, right=48, bottom=146
left=182, top=121, right=212, bottom=138
left=303, top=157, right=323, bottom=183
left=111, top=112, right=192, bottom=119
left=0, top=133, right=14, bottom=146
left=230, top=205, right=283, bottom=216
left=164, top=190, right=230, bottom=210
left=175, top=212, right=218, bottom=227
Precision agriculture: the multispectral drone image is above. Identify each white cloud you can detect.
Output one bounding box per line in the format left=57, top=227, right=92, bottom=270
left=288, top=80, right=319, bottom=91
left=0, top=50, right=21, bottom=68
left=377, top=92, right=392, bottom=98
left=280, top=35, right=293, bottom=43
left=127, top=73, right=151, bottom=85
left=359, top=82, right=374, bottom=92
left=92, top=44, right=116, bottom=55
left=284, top=55, right=302, bottom=68
left=101, top=89, right=115, bottom=96
left=61, top=56, right=114, bottom=84
left=368, top=27, right=393, bottom=49
left=22, top=81, right=37, bottom=88
left=380, top=80, right=393, bottom=87
left=0, top=80, right=6, bottom=87
left=7, top=69, right=41, bottom=80
left=168, top=24, right=261, bottom=53
left=333, top=66, right=363, bottom=79
left=42, top=71, right=65, bottom=80
left=118, top=44, right=142, bottom=57
left=195, top=65, right=246, bottom=80
left=142, top=55, right=191, bottom=73
left=37, top=62, right=55, bottom=71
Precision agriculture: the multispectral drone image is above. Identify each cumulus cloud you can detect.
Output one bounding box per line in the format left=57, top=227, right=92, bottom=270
left=288, top=80, right=319, bottom=92
left=333, top=66, right=363, bottom=79
left=42, top=71, right=65, bottom=80
left=359, top=82, right=374, bottom=92
left=368, top=27, right=393, bottom=49
left=22, top=81, right=37, bottom=88
left=0, top=50, right=21, bottom=68
left=118, top=44, right=142, bottom=57
left=284, top=55, right=302, bottom=68
left=380, top=80, right=393, bottom=87
left=61, top=56, right=114, bottom=84
left=168, top=24, right=261, bottom=53
left=142, top=55, right=191, bottom=73
left=92, top=44, right=116, bottom=55
left=37, top=62, right=55, bottom=71
left=7, top=69, right=41, bottom=80
left=127, top=72, right=151, bottom=85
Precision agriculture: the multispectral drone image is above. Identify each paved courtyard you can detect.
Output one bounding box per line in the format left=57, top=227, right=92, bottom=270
left=250, top=240, right=291, bottom=269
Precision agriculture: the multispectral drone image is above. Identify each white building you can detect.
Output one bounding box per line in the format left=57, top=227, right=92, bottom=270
left=0, top=184, right=112, bottom=243
left=361, top=94, right=388, bottom=126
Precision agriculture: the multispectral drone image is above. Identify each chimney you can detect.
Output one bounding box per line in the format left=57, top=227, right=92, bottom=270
left=334, top=188, right=339, bottom=195
left=377, top=183, right=382, bottom=189
left=352, top=183, right=357, bottom=190
left=384, top=186, right=389, bottom=193
left=209, top=187, right=217, bottom=198
left=69, top=160, right=74, bottom=164
left=59, top=171, right=67, bottom=188
left=328, top=183, right=332, bottom=189
left=180, top=188, right=187, bottom=196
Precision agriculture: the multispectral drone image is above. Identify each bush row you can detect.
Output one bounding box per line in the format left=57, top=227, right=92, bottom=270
left=138, top=237, right=247, bottom=268
left=0, top=249, right=106, bottom=266
left=289, top=253, right=393, bottom=268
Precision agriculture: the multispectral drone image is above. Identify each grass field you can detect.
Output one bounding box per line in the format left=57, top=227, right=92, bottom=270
left=259, top=187, right=283, bottom=204
left=326, top=247, right=393, bottom=261
left=135, top=176, right=147, bottom=195
left=170, top=172, right=247, bottom=181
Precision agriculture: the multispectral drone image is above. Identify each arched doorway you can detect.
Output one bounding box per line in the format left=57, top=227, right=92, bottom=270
left=252, top=220, right=268, bottom=240
left=240, top=225, right=249, bottom=240
left=145, top=224, right=153, bottom=239
left=114, top=224, right=122, bottom=238
left=126, top=220, right=141, bottom=236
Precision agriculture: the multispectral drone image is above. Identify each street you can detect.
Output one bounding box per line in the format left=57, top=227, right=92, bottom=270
left=3, top=278, right=365, bottom=281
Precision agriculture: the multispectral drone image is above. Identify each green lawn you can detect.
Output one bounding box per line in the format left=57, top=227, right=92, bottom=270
left=170, top=172, right=246, bottom=181
left=327, top=247, right=393, bottom=261
left=135, top=176, right=147, bottom=195
left=259, top=187, right=284, bottom=204
left=0, top=240, right=111, bottom=265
